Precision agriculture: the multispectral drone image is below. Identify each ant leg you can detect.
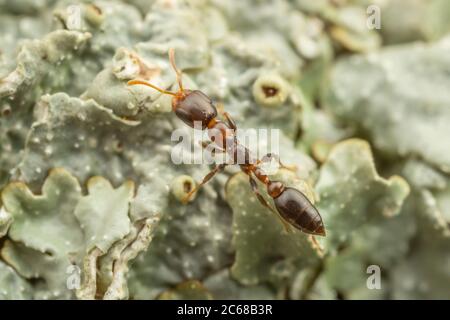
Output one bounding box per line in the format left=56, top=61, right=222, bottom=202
left=309, top=236, right=324, bottom=256
left=248, top=175, right=292, bottom=233
left=201, top=141, right=214, bottom=150
left=201, top=140, right=225, bottom=153
left=200, top=141, right=226, bottom=163
left=216, top=102, right=224, bottom=114
left=182, top=164, right=227, bottom=204
left=216, top=102, right=237, bottom=131
left=223, top=112, right=237, bottom=131
left=168, top=48, right=184, bottom=92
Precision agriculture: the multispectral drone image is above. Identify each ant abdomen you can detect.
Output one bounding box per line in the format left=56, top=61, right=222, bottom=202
left=273, top=187, right=326, bottom=236
left=173, top=90, right=217, bottom=129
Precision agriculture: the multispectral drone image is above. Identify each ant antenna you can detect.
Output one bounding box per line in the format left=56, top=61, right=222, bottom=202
left=127, top=79, right=177, bottom=97
left=127, top=48, right=184, bottom=96
left=169, top=48, right=184, bottom=92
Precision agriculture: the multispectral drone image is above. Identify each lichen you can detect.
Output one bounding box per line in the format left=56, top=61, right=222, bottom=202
left=0, top=260, right=33, bottom=300
left=0, top=168, right=158, bottom=299
left=252, top=73, right=291, bottom=108
left=158, top=280, right=213, bottom=300
left=171, top=175, right=197, bottom=203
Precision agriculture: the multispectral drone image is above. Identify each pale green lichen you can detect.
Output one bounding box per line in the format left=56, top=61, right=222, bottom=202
left=0, top=30, right=92, bottom=99
left=0, top=260, right=32, bottom=299
left=203, top=270, right=275, bottom=300
left=389, top=188, right=450, bottom=299
left=158, top=280, right=213, bottom=300
left=1, top=168, right=157, bottom=299
left=171, top=175, right=197, bottom=203
left=323, top=36, right=450, bottom=174
left=2, top=168, right=85, bottom=257
left=252, top=73, right=291, bottom=108
left=316, top=139, right=410, bottom=248
left=77, top=217, right=158, bottom=300
left=0, top=206, right=12, bottom=238
left=74, top=177, right=134, bottom=252
left=379, top=0, right=450, bottom=44
left=103, top=217, right=158, bottom=300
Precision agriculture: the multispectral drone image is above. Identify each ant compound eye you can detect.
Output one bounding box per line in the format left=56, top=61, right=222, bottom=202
left=171, top=175, right=197, bottom=203
left=252, top=73, right=290, bottom=108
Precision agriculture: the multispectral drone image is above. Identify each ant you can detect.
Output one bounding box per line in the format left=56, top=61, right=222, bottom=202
left=128, top=49, right=325, bottom=237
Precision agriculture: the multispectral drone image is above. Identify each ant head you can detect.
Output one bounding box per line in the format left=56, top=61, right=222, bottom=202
left=128, top=49, right=217, bottom=128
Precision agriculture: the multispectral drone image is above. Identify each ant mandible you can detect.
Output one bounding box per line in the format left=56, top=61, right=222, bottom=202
left=128, top=49, right=326, bottom=237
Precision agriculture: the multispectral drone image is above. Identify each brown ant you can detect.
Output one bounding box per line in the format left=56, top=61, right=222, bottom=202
left=128, top=49, right=325, bottom=237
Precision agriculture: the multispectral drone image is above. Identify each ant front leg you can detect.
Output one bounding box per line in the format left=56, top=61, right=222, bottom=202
left=223, top=112, right=237, bottom=131
left=248, top=175, right=291, bottom=233
left=182, top=163, right=227, bottom=204
left=216, top=103, right=237, bottom=131
left=200, top=141, right=225, bottom=155
left=309, top=235, right=324, bottom=256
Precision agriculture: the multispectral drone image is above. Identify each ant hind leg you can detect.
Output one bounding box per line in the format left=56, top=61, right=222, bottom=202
left=182, top=164, right=227, bottom=204
left=223, top=112, right=237, bottom=131
left=309, top=235, right=324, bottom=256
